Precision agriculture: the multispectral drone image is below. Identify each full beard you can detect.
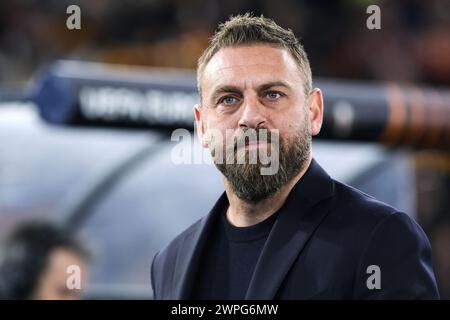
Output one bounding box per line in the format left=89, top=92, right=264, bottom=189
left=211, top=121, right=311, bottom=203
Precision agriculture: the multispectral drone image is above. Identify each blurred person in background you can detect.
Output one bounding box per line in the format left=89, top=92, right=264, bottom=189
left=0, top=221, right=89, bottom=300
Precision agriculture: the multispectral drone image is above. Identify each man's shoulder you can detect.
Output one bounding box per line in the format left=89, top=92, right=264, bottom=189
left=331, top=178, right=399, bottom=220
left=331, top=181, right=439, bottom=298
left=151, top=216, right=206, bottom=298
left=326, top=178, right=425, bottom=244
left=153, top=216, right=205, bottom=266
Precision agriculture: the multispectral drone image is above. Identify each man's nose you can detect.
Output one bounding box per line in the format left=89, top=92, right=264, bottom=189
left=238, top=95, right=267, bottom=129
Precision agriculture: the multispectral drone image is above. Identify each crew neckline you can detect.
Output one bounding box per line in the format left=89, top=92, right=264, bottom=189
left=221, top=208, right=279, bottom=243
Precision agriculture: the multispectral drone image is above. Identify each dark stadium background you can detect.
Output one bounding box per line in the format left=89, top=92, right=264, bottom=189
left=0, top=0, right=449, bottom=299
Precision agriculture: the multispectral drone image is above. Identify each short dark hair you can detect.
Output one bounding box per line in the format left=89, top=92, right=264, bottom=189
left=0, top=220, right=89, bottom=299
left=197, top=13, right=312, bottom=98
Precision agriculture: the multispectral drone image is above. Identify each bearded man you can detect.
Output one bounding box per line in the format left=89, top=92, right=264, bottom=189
left=151, top=14, right=439, bottom=300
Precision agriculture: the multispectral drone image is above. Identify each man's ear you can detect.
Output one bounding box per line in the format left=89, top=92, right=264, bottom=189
left=307, top=88, right=324, bottom=136
left=194, top=104, right=209, bottom=148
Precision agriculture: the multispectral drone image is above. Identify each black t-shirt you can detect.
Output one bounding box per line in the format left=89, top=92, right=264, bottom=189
left=192, top=208, right=279, bottom=299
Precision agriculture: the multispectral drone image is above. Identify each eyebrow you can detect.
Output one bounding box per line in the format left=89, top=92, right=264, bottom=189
left=209, top=81, right=292, bottom=104
left=210, top=85, right=242, bottom=104
left=256, top=81, right=292, bottom=92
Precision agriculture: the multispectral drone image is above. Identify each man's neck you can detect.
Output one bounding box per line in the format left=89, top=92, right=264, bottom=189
left=224, top=156, right=312, bottom=227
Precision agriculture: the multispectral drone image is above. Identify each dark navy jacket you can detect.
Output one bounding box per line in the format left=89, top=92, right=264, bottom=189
left=151, top=159, right=440, bottom=299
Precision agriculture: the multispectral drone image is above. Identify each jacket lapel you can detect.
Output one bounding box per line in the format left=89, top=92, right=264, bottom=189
left=245, top=159, right=335, bottom=299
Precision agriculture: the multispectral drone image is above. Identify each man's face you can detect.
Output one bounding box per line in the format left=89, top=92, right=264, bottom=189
left=32, top=248, right=88, bottom=300
left=195, top=44, right=323, bottom=202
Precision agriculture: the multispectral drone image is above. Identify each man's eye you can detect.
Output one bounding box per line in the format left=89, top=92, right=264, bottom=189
left=220, top=96, right=238, bottom=105
left=266, top=91, right=282, bottom=100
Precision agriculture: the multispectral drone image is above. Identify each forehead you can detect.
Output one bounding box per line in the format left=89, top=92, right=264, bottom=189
left=201, top=44, right=302, bottom=91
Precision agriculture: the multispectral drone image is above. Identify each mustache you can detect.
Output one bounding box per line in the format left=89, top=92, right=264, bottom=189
left=232, top=128, right=277, bottom=150
left=207, top=128, right=281, bottom=165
